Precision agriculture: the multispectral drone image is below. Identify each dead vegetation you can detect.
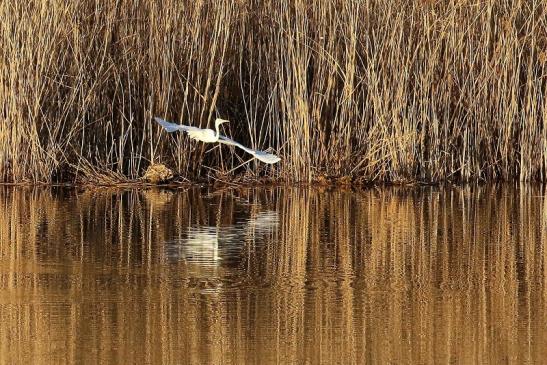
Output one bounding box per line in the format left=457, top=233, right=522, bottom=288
left=142, top=163, right=174, bottom=184
left=0, top=1, right=546, bottom=184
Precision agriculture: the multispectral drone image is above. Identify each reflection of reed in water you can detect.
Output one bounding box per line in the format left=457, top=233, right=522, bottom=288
left=0, top=185, right=545, bottom=364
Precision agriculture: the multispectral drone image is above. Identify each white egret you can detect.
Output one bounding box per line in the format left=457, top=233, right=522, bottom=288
left=154, top=117, right=281, bottom=164
left=217, top=135, right=281, bottom=164
left=154, top=117, right=228, bottom=143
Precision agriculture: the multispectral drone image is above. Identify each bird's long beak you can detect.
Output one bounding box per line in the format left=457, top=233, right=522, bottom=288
left=218, top=118, right=229, bottom=124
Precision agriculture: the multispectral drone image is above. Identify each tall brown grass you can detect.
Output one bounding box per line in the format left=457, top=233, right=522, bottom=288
left=1, top=1, right=546, bottom=183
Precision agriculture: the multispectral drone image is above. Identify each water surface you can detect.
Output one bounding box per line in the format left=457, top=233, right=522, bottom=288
left=0, top=185, right=545, bottom=364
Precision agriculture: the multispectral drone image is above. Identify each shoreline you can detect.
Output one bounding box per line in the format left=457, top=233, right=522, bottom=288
left=0, top=178, right=539, bottom=190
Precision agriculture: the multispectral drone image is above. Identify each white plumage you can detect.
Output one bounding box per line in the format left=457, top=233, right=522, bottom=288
left=154, top=117, right=281, bottom=164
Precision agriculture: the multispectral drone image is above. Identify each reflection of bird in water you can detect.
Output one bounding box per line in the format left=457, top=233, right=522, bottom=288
left=183, top=227, right=220, bottom=264
left=154, top=117, right=281, bottom=164
left=163, top=226, right=220, bottom=266
left=161, top=226, right=222, bottom=293
left=247, top=211, right=279, bottom=234
left=162, top=209, right=279, bottom=274
left=163, top=213, right=278, bottom=261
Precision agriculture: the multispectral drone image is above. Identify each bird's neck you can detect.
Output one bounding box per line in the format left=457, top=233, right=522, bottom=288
left=214, top=121, right=220, bottom=138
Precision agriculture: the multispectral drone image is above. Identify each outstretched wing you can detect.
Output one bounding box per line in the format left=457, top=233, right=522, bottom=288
left=154, top=117, right=202, bottom=133
left=218, top=135, right=281, bottom=164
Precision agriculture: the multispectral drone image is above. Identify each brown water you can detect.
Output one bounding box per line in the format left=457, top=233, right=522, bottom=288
left=0, top=185, right=545, bottom=364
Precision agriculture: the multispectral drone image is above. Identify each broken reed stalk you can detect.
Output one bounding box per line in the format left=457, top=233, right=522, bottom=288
left=0, top=0, right=546, bottom=184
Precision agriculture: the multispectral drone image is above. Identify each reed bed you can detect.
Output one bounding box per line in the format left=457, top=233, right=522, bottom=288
left=1, top=1, right=546, bottom=183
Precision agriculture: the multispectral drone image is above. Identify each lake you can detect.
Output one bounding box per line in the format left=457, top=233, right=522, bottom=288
left=0, top=185, right=545, bottom=364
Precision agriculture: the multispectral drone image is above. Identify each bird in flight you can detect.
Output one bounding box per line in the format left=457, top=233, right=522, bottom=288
left=154, top=117, right=281, bottom=164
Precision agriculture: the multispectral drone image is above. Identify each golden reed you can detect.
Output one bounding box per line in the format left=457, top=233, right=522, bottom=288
left=1, top=1, right=546, bottom=183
